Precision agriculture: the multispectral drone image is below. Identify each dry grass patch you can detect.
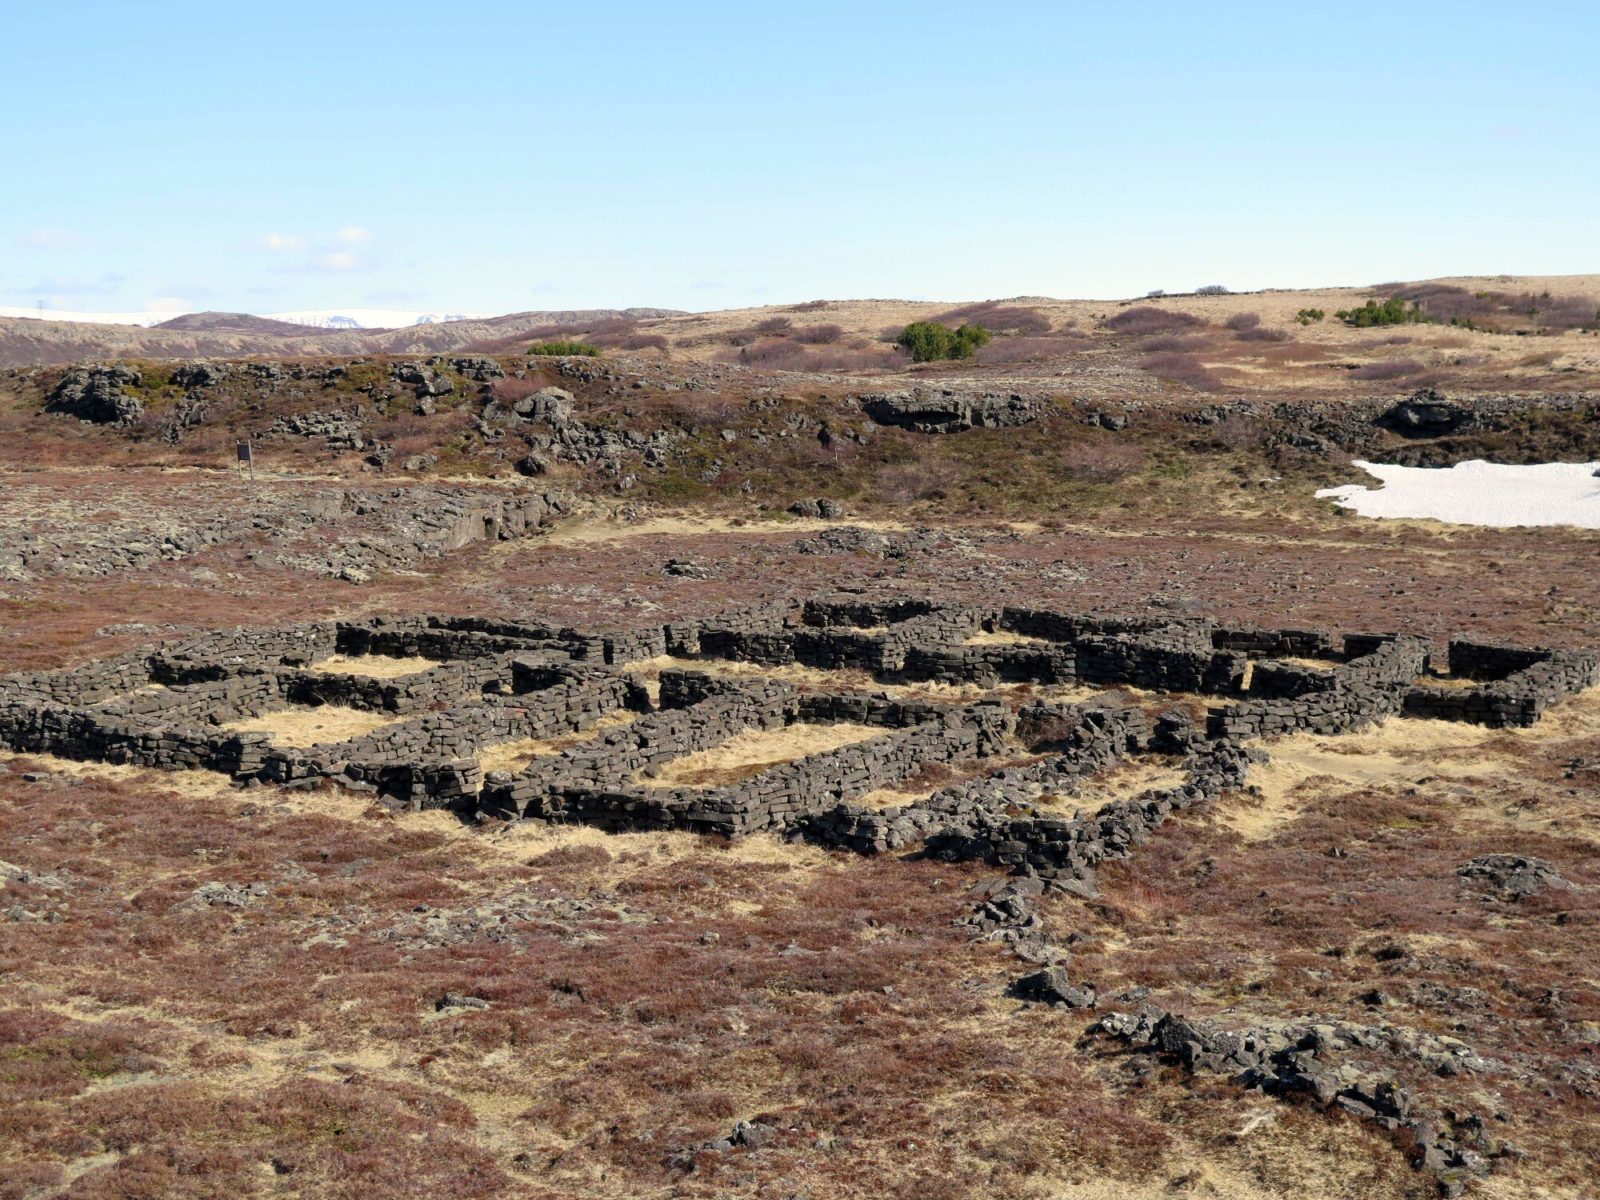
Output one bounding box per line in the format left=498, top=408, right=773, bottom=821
left=1222, top=717, right=1512, bottom=842
left=620, top=654, right=1110, bottom=706
left=643, top=722, right=886, bottom=788
left=221, top=705, right=402, bottom=747
left=477, top=710, right=639, bottom=774
left=852, top=784, right=931, bottom=808
left=965, top=629, right=1051, bottom=646
left=1049, top=757, right=1190, bottom=809
left=1412, top=672, right=1486, bottom=690
left=623, top=654, right=894, bottom=697
left=307, top=652, right=438, bottom=679
left=0, top=750, right=238, bottom=798
left=541, top=512, right=907, bottom=545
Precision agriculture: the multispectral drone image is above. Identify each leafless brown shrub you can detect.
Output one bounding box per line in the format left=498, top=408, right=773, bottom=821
left=613, top=333, right=669, bottom=351
left=876, top=456, right=962, bottom=503
left=1060, top=438, right=1145, bottom=483
left=1138, top=334, right=1206, bottom=352
left=736, top=339, right=810, bottom=369
left=1016, top=710, right=1084, bottom=751
left=896, top=760, right=964, bottom=792
left=648, top=387, right=750, bottom=427
left=786, top=299, right=831, bottom=312
left=931, top=302, right=1051, bottom=336
left=583, top=319, right=639, bottom=342
left=792, top=323, right=843, bottom=345
left=727, top=337, right=902, bottom=373
left=1221, top=312, right=1287, bottom=342
left=808, top=344, right=905, bottom=372
left=1350, top=358, right=1424, bottom=380
left=753, top=316, right=793, bottom=336
left=1536, top=293, right=1600, bottom=331
left=1202, top=413, right=1270, bottom=451
left=1392, top=283, right=1600, bottom=332
left=1104, top=306, right=1206, bottom=335
left=490, top=376, right=541, bottom=404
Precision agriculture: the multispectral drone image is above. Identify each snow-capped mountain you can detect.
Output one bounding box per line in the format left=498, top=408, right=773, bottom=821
left=264, top=309, right=485, bottom=329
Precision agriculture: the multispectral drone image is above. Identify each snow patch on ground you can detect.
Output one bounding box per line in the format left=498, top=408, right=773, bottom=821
left=1317, top=459, right=1600, bottom=528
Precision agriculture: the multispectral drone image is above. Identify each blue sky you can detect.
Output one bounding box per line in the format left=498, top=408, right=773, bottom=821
left=2, top=1, right=1596, bottom=315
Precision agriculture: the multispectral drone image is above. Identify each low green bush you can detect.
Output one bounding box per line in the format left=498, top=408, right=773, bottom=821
left=528, top=340, right=600, bottom=356
left=896, top=321, right=993, bottom=362
left=1334, top=299, right=1421, bottom=328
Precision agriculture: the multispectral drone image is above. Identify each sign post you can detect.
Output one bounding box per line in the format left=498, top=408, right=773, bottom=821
left=236, top=440, right=254, bottom=481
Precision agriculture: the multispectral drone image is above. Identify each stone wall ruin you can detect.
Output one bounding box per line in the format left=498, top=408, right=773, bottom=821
left=2, top=595, right=1594, bottom=888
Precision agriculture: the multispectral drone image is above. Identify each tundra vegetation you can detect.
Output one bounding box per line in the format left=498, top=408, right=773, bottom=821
left=3, top=274, right=1600, bottom=1199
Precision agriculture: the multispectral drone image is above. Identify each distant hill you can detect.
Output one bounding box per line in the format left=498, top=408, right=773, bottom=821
left=0, top=307, right=685, bottom=367
left=152, top=312, right=327, bottom=336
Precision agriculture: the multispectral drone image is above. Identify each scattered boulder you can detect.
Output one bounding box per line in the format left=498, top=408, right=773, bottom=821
left=664, top=558, right=712, bottom=579
left=1094, top=1003, right=1502, bottom=1194
left=446, top=356, right=504, bottom=382
left=1456, top=854, right=1571, bottom=901
left=703, top=1119, right=778, bottom=1153
left=46, top=365, right=144, bottom=425
left=189, top=880, right=271, bottom=908
left=267, top=410, right=367, bottom=450
left=1378, top=388, right=1469, bottom=437
left=859, top=386, right=1044, bottom=433
left=392, top=362, right=454, bottom=398
left=511, top=387, right=574, bottom=424
left=171, top=361, right=230, bottom=389
left=435, top=992, right=491, bottom=1012
left=1088, top=409, right=1130, bottom=431
left=1010, top=965, right=1096, bottom=1008
left=788, top=498, right=847, bottom=519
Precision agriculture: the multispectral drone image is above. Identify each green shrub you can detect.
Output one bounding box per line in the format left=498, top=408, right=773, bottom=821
left=896, top=321, right=993, bottom=362
left=1295, top=308, right=1325, bottom=325
left=528, top=340, right=600, bottom=357
left=1334, top=298, right=1421, bottom=328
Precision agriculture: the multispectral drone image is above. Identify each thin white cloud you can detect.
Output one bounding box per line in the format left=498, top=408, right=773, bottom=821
left=18, top=228, right=85, bottom=249
left=319, top=251, right=361, bottom=271
left=21, top=274, right=123, bottom=297
left=338, top=225, right=373, bottom=243
left=259, top=232, right=306, bottom=251
left=144, top=296, right=190, bottom=312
